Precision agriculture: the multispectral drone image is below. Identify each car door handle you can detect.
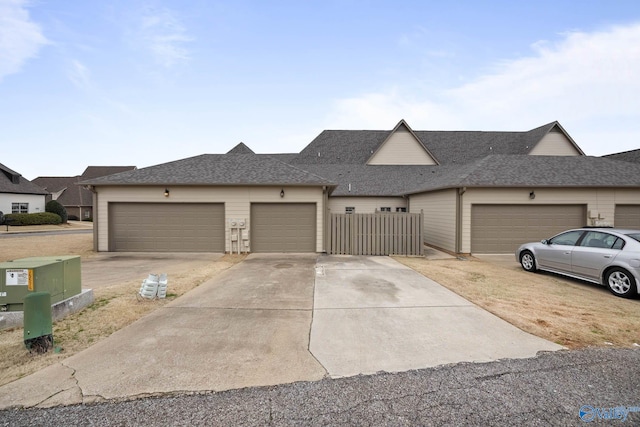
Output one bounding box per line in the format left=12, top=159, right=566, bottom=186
left=604, top=255, right=611, bottom=258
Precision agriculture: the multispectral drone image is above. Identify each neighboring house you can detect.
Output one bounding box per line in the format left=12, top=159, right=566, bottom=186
left=0, top=163, right=47, bottom=216
left=34, top=166, right=136, bottom=220
left=80, top=120, right=640, bottom=255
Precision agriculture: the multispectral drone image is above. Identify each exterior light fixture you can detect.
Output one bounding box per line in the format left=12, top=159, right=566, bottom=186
left=280, top=189, right=285, bottom=198
left=164, top=188, right=170, bottom=197
left=529, top=191, right=535, bottom=200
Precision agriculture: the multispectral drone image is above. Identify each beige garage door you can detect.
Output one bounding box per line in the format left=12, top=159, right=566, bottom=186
left=471, top=204, right=585, bottom=254
left=251, top=203, right=316, bottom=252
left=615, top=205, right=640, bottom=229
left=109, top=203, right=225, bottom=252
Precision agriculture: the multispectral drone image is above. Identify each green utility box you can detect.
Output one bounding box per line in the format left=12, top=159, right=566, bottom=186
left=23, top=291, right=53, bottom=352
left=0, top=256, right=81, bottom=311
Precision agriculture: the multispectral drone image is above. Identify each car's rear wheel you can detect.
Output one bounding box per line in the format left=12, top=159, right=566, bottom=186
left=520, top=251, right=537, bottom=272
left=605, top=267, right=637, bottom=298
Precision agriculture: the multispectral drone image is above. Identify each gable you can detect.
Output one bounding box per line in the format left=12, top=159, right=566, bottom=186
left=529, top=125, right=582, bottom=156
left=367, top=122, right=437, bottom=165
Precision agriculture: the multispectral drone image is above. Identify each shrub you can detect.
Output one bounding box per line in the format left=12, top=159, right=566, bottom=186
left=68, top=215, right=79, bottom=221
left=82, top=217, right=93, bottom=222
left=46, top=200, right=68, bottom=223
left=4, top=212, right=62, bottom=226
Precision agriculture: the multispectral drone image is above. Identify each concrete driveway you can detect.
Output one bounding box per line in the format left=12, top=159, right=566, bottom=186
left=311, top=255, right=563, bottom=377
left=0, top=254, right=563, bottom=409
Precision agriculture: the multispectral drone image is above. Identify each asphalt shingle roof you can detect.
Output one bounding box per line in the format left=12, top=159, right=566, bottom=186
left=34, top=166, right=137, bottom=207
left=226, top=143, right=255, bottom=154
left=81, top=153, right=334, bottom=186
left=290, top=122, right=562, bottom=166
left=405, top=155, right=640, bottom=194
left=77, top=122, right=636, bottom=196
left=80, top=166, right=137, bottom=180
left=603, top=149, right=640, bottom=164
left=299, top=164, right=441, bottom=196
left=0, top=163, right=47, bottom=195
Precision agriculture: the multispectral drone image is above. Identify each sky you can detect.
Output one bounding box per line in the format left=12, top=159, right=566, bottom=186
left=2, top=0, right=640, bottom=180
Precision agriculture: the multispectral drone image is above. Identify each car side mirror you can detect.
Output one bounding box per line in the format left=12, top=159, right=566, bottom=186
left=541, top=239, right=549, bottom=245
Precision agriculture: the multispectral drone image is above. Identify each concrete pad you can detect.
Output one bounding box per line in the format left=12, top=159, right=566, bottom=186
left=0, top=254, right=326, bottom=408
left=310, top=256, right=564, bottom=378
left=314, top=262, right=470, bottom=309
left=68, top=305, right=323, bottom=400
left=174, top=254, right=315, bottom=310
left=0, top=362, right=81, bottom=408
left=0, top=289, right=93, bottom=330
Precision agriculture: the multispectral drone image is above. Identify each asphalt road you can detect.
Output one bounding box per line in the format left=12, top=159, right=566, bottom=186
left=1, top=347, right=638, bottom=426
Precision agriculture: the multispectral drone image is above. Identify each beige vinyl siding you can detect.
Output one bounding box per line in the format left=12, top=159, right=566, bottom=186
left=409, top=189, right=457, bottom=252
left=93, top=186, right=325, bottom=252
left=458, top=187, right=640, bottom=253
left=529, top=127, right=582, bottom=156
left=367, top=127, right=437, bottom=165
left=328, top=196, right=407, bottom=214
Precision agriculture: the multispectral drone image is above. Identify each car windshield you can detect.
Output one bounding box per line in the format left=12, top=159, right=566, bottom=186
left=625, top=233, right=640, bottom=243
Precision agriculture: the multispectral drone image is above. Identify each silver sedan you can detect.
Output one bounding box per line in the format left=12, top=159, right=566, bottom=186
left=516, top=228, right=640, bottom=298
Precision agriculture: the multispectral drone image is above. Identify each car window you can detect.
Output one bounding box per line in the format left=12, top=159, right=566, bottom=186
left=579, top=231, right=619, bottom=249
left=612, top=238, right=625, bottom=250
left=626, top=233, right=640, bottom=243
left=549, top=230, right=584, bottom=246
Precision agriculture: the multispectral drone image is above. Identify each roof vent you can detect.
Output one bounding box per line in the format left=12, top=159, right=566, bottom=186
left=318, top=152, right=321, bottom=157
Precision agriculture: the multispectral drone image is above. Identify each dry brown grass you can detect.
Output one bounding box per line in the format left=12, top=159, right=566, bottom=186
left=0, top=232, right=244, bottom=386
left=395, top=256, right=640, bottom=349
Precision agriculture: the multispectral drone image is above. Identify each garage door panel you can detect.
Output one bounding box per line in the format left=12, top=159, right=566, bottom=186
left=615, top=205, right=640, bottom=229
left=471, top=205, right=585, bottom=254
left=109, top=203, right=224, bottom=252
left=251, top=203, right=316, bottom=252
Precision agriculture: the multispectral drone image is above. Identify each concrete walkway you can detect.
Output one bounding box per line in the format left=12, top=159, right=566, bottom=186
left=0, top=254, right=563, bottom=409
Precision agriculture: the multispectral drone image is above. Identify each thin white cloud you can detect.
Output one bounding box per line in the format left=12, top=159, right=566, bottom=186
left=328, top=22, right=640, bottom=154
left=138, top=7, right=193, bottom=67
left=68, top=59, right=91, bottom=90
left=448, top=24, right=640, bottom=125
left=327, top=90, right=459, bottom=130
left=0, top=0, right=49, bottom=81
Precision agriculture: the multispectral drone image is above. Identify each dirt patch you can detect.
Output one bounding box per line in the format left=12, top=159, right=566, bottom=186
left=0, top=233, right=244, bottom=386
left=395, top=256, right=640, bottom=349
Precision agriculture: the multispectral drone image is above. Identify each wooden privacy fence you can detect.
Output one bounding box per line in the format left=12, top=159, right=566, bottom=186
left=327, top=212, right=424, bottom=256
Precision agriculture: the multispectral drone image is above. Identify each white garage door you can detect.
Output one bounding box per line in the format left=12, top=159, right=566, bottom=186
left=109, top=203, right=225, bottom=252
left=615, top=205, right=640, bottom=229
left=471, top=204, right=586, bottom=254
left=251, top=203, right=316, bottom=252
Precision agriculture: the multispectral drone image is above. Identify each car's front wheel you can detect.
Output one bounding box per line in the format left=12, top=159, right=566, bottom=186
left=605, top=267, right=637, bottom=298
left=520, top=250, right=537, bottom=272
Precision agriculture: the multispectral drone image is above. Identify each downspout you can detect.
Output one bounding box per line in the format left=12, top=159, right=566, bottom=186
left=322, top=186, right=328, bottom=253
left=456, top=187, right=466, bottom=254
